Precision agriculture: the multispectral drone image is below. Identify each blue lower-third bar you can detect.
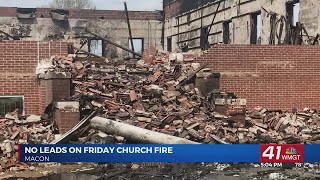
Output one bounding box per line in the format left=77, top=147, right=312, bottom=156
left=19, top=144, right=260, bottom=163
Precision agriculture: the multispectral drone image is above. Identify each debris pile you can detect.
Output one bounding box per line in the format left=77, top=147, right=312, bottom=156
left=42, top=54, right=320, bottom=145
left=43, top=54, right=245, bottom=144
left=246, top=107, right=320, bottom=144
left=0, top=110, right=54, bottom=172
left=143, top=50, right=202, bottom=64
left=2, top=52, right=320, bottom=174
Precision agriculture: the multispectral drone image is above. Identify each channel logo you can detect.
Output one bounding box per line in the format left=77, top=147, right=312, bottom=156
left=260, top=144, right=304, bottom=163
left=285, top=147, right=297, bottom=155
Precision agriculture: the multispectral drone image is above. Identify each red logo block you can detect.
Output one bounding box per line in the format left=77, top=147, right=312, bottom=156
left=260, top=144, right=304, bottom=163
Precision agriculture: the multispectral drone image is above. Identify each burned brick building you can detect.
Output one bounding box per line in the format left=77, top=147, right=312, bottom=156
left=163, top=0, right=318, bottom=52
left=0, top=1, right=319, bottom=55
left=0, top=7, right=163, bottom=58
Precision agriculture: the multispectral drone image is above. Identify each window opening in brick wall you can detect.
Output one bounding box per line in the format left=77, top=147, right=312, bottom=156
left=223, top=20, right=232, bottom=44
left=89, top=39, right=104, bottom=57
left=167, top=36, right=172, bottom=52
left=287, top=0, right=300, bottom=26
left=250, top=12, right=262, bottom=44
left=0, top=96, right=24, bottom=117
left=128, top=38, right=144, bottom=58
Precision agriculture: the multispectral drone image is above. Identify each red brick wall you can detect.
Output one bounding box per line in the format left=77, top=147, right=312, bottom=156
left=41, top=78, right=71, bottom=110
left=52, top=79, right=71, bottom=101
left=196, top=44, right=320, bottom=110
left=0, top=7, right=163, bottom=20
left=0, top=41, right=69, bottom=115
left=54, top=108, right=80, bottom=134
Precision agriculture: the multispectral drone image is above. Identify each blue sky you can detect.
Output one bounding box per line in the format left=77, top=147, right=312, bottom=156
left=0, top=0, right=163, bottom=10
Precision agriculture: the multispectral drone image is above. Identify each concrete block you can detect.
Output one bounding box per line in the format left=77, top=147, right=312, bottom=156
left=55, top=101, right=79, bottom=111
left=45, top=71, right=71, bottom=79
left=176, top=53, right=184, bottom=62
left=215, top=98, right=226, bottom=105
left=191, top=63, right=201, bottom=70
left=237, top=99, right=247, bottom=106
left=169, top=53, right=177, bottom=61
left=36, top=58, right=53, bottom=75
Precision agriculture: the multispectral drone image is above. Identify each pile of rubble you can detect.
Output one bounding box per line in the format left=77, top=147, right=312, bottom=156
left=1, top=51, right=320, bottom=173
left=0, top=110, right=54, bottom=172
left=246, top=107, right=320, bottom=144
left=43, top=53, right=320, bottom=145
left=44, top=54, right=246, bottom=144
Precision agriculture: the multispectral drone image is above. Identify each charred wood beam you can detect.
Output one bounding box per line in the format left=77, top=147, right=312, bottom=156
left=184, top=42, right=218, bottom=50
left=160, top=11, right=165, bottom=49
left=239, top=0, right=256, bottom=5
left=0, top=30, right=21, bottom=40
left=51, top=107, right=103, bottom=144
left=206, top=1, right=222, bottom=43
left=175, top=10, right=260, bottom=37
left=85, top=29, right=142, bottom=58
left=124, top=2, right=135, bottom=59
left=175, top=0, right=226, bottom=18
left=174, top=7, right=230, bottom=28
left=277, top=16, right=285, bottom=44
left=73, top=47, right=103, bottom=58
left=301, top=25, right=310, bottom=41
left=293, top=22, right=302, bottom=45
left=177, top=62, right=208, bottom=87
left=74, top=36, right=95, bottom=38
left=75, top=41, right=88, bottom=54
left=172, top=23, right=223, bottom=37
left=269, top=13, right=277, bottom=45
left=313, top=34, right=319, bottom=45
left=177, top=31, right=222, bottom=44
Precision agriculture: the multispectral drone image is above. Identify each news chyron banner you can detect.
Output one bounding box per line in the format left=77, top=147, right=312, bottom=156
left=19, top=144, right=320, bottom=164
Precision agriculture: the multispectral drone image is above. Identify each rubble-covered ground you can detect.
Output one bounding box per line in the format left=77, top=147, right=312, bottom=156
left=47, top=52, right=320, bottom=145
left=2, top=51, right=320, bottom=179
